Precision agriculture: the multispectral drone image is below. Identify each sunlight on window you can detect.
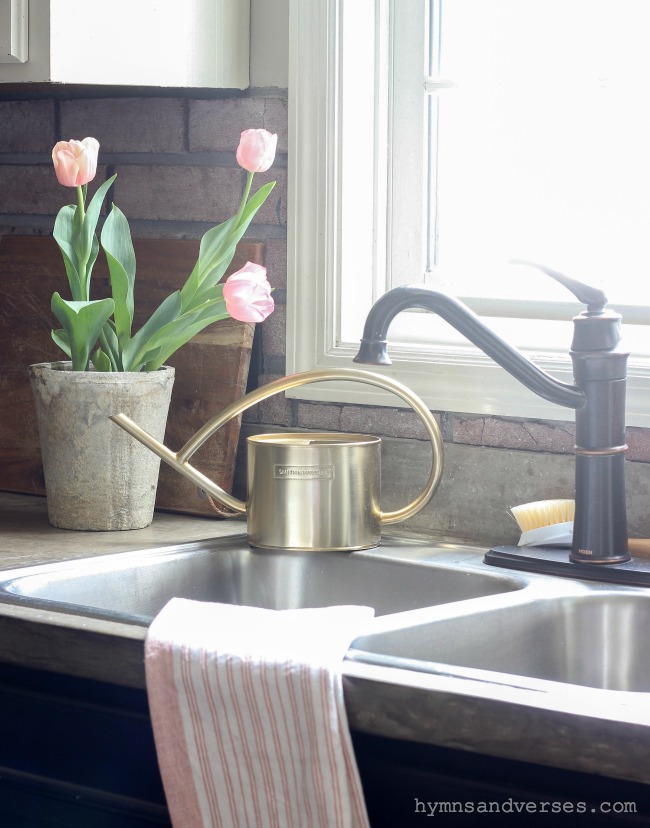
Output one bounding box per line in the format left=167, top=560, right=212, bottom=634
left=288, top=0, right=650, bottom=423
left=431, top=0, right=650, bottom=306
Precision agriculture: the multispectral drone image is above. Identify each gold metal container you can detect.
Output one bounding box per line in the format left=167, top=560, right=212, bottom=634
left=246, top=432, right=381, bottom=551
left=111, top=368, right=444, bottom=551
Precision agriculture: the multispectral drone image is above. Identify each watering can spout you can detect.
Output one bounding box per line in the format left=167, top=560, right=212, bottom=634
left=111, top=368, right=445, bottom=550
left=110, top=413, right=244, bottom=513
left=111, top=413, right=170, bottom=460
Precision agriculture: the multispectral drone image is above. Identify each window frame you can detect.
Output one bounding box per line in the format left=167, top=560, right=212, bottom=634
left=286, top=0, right=650, bottom=427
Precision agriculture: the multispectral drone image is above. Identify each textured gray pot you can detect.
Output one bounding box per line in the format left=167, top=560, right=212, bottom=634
left=29, top=361, right=175, bottom=531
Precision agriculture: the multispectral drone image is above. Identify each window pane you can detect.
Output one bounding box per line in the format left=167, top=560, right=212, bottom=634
left=430, top=0, right=650, bottom=308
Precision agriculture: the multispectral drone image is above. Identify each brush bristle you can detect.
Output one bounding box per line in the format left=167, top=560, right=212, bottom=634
left=510, top=499, right=575, bottom=533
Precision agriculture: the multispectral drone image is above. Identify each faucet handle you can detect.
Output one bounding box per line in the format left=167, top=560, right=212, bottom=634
left=511, top=260, right=607, bottom=313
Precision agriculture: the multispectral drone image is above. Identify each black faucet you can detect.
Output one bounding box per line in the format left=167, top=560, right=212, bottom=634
left=354, top=263, right=630, bottom=566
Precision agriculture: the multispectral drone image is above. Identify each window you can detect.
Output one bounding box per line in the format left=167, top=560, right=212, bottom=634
left=287, top=0, right=650, bottom=425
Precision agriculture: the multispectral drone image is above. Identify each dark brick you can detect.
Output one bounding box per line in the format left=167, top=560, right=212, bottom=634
left=296, top=403, right=341, bottom=431
left=0, top=166, right=108, bottom=215
left=627, top=427, right=650, bottom=463
left=341, top=405, right=439, bottom=440
left=112, top=165, right=243, bottom=222
left=261, top=237, right=287, bottom=290
left=0, top=100, right=55, bottom=153
left=452, top=414, right=575, bottom=454
left=253, top=373, right=294, bottom=427
left=61, top=98, right=185, bottom=153
left=260, top=303, right=285, bottom=358
left=189, top=97, right=288, bottom=153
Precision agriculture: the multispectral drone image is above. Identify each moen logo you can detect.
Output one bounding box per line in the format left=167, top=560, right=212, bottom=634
left=274, top=465, right=335, bottom=480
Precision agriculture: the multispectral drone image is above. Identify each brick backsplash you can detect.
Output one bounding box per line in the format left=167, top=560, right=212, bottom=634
left=0, top=91, right=287, bottom=232
left=61, top=98, right=186, bottom=152
left=114, top=165, right=244, bottom=222
left=452, top=414, right=576, bottom=455
left=0, top=100, right=55, bottom=152
left=1, top=86, right=648, bottom=485
left=0, top=165, right=72, bottom=214
left=189, top=98, right=288, bottom=153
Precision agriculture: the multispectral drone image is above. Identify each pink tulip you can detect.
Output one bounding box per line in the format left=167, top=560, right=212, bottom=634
left=236, top=129, right=278, bottom=173
left=223, top=262, right=275, bottom=323
left=52, top=137, right=100, bottom=187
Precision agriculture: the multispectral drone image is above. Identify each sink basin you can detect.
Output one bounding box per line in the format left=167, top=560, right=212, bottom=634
left=0, top=535, right=523, bottom=625
left=352, top=590, right=650, bottom=692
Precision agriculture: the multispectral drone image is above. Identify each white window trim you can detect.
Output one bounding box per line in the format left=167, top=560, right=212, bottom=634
left=286, top=0, right=650, bottom=427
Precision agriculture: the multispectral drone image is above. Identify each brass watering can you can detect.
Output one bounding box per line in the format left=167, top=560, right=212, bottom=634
left=111, top=368, right=443, bottom=551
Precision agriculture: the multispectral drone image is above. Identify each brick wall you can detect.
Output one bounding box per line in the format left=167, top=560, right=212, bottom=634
left=2, top=88, right=650, bottom=542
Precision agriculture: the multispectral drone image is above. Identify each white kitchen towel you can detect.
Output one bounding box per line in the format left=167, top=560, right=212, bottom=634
left=145, top=598, right=374, bottom=828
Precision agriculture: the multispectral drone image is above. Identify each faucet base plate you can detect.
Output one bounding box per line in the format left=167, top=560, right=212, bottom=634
left=486, top=545, right=650, bottom=587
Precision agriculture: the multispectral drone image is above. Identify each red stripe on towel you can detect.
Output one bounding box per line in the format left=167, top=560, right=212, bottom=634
left=180, top=644, right=223, bottom=826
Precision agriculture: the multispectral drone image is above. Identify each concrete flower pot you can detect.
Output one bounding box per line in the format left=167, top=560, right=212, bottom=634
left=29, top=361, right=175, bottom=531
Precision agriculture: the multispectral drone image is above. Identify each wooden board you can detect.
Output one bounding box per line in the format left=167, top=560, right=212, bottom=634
left=0, top=235, right=261, bottom=517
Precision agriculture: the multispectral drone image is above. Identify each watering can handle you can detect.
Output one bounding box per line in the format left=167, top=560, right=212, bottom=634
left=112, top=367, right=444, bottom=523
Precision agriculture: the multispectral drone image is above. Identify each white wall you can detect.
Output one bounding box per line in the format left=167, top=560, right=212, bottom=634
left=250, top=0, right=289, bottom=87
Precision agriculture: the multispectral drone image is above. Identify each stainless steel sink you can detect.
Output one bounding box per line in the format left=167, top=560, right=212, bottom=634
left=351, top=588, right=650, bottom=692
left=7, top=529, right=649, bottom=697
left=0, top=535, right=523, bottom=625
left=4, top=526, right=650, bottom=790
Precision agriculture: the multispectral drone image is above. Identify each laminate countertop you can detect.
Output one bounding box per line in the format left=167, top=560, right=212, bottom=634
left=0, top=491, right=244, bottom=569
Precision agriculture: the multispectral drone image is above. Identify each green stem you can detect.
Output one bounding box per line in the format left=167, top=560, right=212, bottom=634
left=76, top=185, right=90, bottom=301
left=234, top=171, right=254, bottom=228
left=77, top=184, right=86, bottom=224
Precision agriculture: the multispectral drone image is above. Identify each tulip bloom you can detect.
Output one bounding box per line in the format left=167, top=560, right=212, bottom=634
left=223, top=262, right=274, bottom=323
left=236, top=129, right=278, bottom=173
left=52, top=137, right=100, bottom=187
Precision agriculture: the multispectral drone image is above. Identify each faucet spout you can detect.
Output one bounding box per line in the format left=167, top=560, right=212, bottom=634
left=354, top=285, right=585, bottom=409
left=354, top=276, right=630, bottom=567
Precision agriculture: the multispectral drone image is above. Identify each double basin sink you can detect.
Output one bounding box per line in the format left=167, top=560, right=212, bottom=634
left=0, top=532, right=647, bottom=696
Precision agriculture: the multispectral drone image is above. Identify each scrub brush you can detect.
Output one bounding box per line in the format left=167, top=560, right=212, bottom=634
left=511, top=498, right=650, bottom=557
left=510, top=499, right=574, bottom=547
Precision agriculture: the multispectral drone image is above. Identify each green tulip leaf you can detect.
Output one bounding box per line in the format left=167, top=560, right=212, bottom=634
left=195, top=216, right=237, bottom=283
left=91, top=348, right=112, bottom=372
left=195, top=181, right=276, bottom=297
left=78, top=175, right=116, bottom=269
left=51, top=328, right=72, bottom=359
left=53, top=206, right=83, bottom=299
left=101, top=205, right=136, bottom=350
left=122, top=291, right=182, bottom=372
left=51, top=293, right=115, bottom=371
left=53, top=204, right=76, bottom=249
left=179, top=215, right=237, bottom=310
left=238, top=180, right=276, bottom=225
left=98, top=321, right=120, bottom=371
left=137, top=346, right=164, bottom=372
left=85, top=232, right=100, bottom=290
left=180, top=180, right=276, bottom=311
left=142, top=299, right=231, bottom=371
left=184, top=283, right=227, bottom=314
left=178, top=258, right=202, bottom=312
left=86, top=174, right=116, bottom=227
left=53, top=204, right=77, bottom=253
